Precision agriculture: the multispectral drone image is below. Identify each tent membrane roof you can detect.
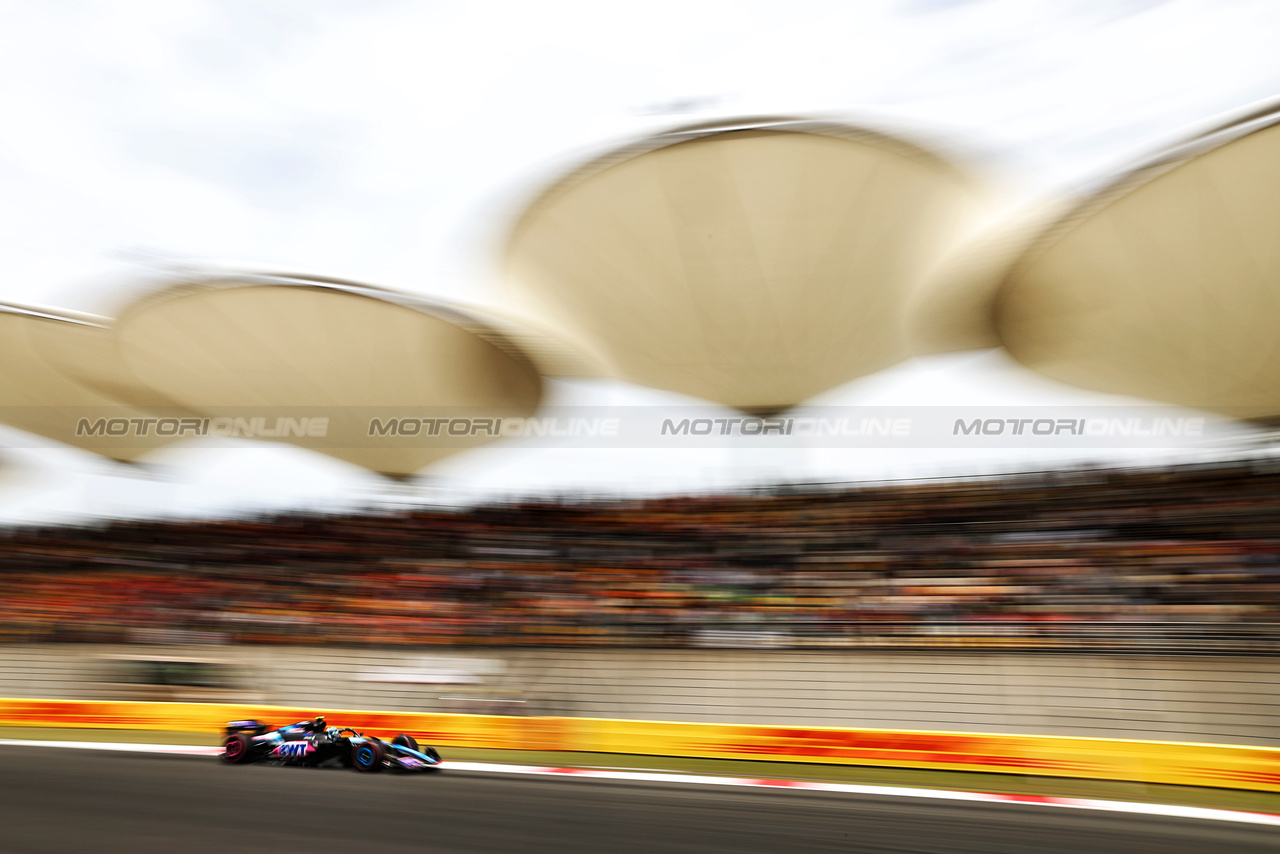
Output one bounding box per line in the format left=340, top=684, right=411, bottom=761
left=504, top=117, right=985, bottom=414
left=111, top=275, right=545, bottom=477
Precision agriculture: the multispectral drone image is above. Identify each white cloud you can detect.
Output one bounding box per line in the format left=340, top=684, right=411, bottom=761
left=1, top=0, right=1278, bottom=520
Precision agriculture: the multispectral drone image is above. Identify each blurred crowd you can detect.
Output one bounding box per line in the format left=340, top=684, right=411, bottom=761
left=2, top=460, right=1279, bottom=650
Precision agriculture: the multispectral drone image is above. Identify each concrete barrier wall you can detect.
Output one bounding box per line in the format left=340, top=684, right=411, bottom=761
left=0, top=644, right=1277, bottom=747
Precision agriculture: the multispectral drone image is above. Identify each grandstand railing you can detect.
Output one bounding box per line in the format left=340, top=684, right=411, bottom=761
left=3, top=618, right=1277, bottom=654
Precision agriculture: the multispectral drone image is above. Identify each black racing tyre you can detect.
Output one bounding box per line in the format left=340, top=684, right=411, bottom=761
left=222, top=733, right=253, bottom=764
left=392, top=733, right=419, bottom=752
left=352, top=740, right=384, bottom=772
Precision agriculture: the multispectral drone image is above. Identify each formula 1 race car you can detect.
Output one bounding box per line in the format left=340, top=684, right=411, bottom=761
left=221, top=716, right=442, bottom=772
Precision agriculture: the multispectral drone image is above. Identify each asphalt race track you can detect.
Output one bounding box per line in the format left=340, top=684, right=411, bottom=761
left=2, top=747, right=1276, bottom=854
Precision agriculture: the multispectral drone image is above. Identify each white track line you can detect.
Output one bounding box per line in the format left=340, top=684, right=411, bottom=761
left=442, top=761, right=1280, bottom=827
left=0, top=739, right=219, bottom=755
left=3, top=740, right=1278, bottom=828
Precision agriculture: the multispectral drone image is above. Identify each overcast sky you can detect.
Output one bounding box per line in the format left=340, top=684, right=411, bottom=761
left=1, top=0, right=1279, bottom=523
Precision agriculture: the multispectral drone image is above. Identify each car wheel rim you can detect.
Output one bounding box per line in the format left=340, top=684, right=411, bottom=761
left=226, top=741, right=241, bottom=759
left=357, top=746, right=375, bottom=766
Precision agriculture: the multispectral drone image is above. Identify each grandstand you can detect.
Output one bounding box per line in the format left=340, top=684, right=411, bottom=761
left=3, top=459, right=1277, bottom=654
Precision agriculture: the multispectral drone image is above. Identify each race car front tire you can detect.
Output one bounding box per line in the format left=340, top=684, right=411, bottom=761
left=392, top=734, right=419, bottom=752
left=353, top=741, right=384, bottom=772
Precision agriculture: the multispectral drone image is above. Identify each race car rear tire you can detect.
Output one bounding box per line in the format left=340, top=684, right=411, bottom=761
left=222, top=733, right=253, bottom=764
left=353, top=740, right=384, bottom=772
left=392, top=734, right=419, bottom=752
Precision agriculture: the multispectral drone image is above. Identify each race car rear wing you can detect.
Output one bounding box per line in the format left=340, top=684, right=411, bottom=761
left=224, top=719, right=270, bottom=735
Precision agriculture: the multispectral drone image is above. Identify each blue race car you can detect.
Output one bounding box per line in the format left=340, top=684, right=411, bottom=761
left=221, top=716, right=442, bottom=772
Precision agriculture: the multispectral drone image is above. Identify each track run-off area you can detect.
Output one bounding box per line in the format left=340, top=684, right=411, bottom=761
left=2, top=741, right=1278, bottom=853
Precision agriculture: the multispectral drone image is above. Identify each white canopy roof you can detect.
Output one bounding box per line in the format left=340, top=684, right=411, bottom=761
left=503, top=117, right=985, bottom=414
